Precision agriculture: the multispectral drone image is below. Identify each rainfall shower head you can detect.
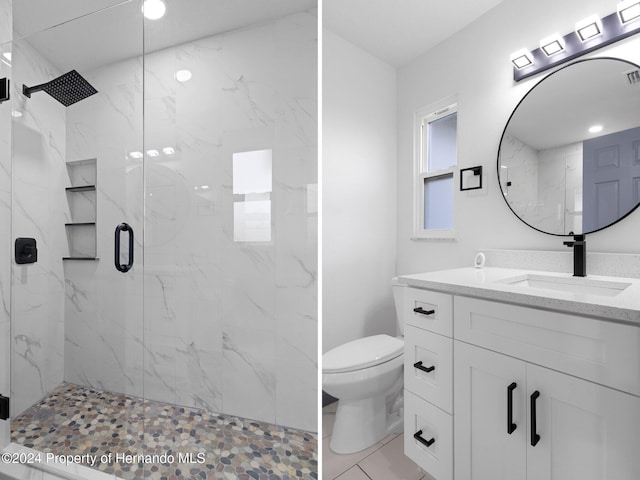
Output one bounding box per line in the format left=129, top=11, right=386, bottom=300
left=22, top=70, right=97, bottom=107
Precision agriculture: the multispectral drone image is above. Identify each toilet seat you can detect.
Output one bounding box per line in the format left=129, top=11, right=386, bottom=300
left=323, top=334, right=404, bottom=374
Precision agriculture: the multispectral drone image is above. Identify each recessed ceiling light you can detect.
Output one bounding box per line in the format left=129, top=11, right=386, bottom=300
left=129, top=151, right=143, bottom=159
left=618, top=0, right=640, bottom=23
left=510, top=48, right=534, bottom=69
left=200, top=185, right=209, bottom=190
left=142, top=0, right=166, bottom=20
left=588, top=125, right=603, bottom=133
left=575, top=15, right=603, bottom=42
left=175, top=70, right=192, bottom=82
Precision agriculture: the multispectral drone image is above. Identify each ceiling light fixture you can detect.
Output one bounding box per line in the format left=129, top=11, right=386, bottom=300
left=540, top=33, right=565, bottom=56
left=142, top=0, right=166, bottom=20
left=618, top=0, right=640, bottom=23
left=575, top=15, right=603, bottom=41
left=162, top=147, right=175, bottom=155
left=588, top=125, right=603, bottom=133
left=510, top=48, right=534, bottom=69
left=175, top=70, right=192, bottom=82
left=129, top=151, right=143, bottom=159
left=147, top=149, right=160, bottom=157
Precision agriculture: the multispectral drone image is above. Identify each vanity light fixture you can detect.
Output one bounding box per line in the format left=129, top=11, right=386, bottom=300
left=512, top=7, right=640, bottom=81
left=588, top=125, right=603, bottom=133
left=510, top=48, right=534, bottom=69
left=576, top=15, right=603, bottom=41
left=618, top=0, right=640, bottom=23
left=540, top=33, right=565, bottom=56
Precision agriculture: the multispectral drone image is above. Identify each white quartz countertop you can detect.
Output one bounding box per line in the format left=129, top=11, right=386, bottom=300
left=398, top=267, right=640, bottom=326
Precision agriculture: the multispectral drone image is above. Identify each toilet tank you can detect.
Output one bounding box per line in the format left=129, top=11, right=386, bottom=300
left=391, top=277, right=406, bottom=336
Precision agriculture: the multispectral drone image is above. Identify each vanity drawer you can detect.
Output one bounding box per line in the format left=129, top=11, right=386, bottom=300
left=404, top=325, right=453, bottom=413
left=404, top=390, right=453, bottom=480
left=405, top=288, right=453, bottom=337
left=454, top=296, right=640, bottom=396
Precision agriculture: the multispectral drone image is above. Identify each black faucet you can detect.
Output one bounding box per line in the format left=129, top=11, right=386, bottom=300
left=563, top=234, right=586, bottom=277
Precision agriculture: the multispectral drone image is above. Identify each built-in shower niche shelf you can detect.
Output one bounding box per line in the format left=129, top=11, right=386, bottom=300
left=65, top=185, right=96, bottom=192
left=65, top=158, right=97, bottom=260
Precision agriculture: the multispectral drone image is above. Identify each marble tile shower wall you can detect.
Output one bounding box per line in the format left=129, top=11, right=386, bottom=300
left=0, top=0, right=11, bottom=445
left=65, top=11, right=317, bottom=432
left=11, top=40, right=68, bottom=416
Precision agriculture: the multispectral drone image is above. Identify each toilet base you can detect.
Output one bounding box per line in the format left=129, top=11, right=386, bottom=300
left=329, top=395, right=400, bottom=454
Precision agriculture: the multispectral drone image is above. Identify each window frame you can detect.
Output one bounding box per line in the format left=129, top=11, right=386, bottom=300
left=413, top=97, right=458, bottom=240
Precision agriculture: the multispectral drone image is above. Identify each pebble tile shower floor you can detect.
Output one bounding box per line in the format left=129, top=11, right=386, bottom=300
left=11, top=383, right=318, bottom=479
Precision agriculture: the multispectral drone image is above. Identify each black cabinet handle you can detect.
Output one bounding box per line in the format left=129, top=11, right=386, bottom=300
left=530, top=390, right=540, bottom=446
left=114, top=223, right=134, bottom=273
left=413, top=361, right=435, bottom=373
left=413, top=307, right=435, bottom=316
left=413, top=430, right=435, bottom=448
left=507, top=382, right=517, bottom=434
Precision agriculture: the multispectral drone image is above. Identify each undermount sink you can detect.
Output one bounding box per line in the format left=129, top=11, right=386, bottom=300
left=498, top=273, right=632, bottom=297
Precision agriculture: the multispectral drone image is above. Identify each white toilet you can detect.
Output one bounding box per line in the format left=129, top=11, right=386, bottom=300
left=323, top=278, right=406, bottom=454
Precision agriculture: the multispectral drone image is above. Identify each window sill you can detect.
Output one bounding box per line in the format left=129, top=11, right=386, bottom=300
left=411, top=229, right=457, bottom=241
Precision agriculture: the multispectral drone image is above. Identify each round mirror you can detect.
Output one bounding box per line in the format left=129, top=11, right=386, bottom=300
left=498, top=57, right=640, bottom=236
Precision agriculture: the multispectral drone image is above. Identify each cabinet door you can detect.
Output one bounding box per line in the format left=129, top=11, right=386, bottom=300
left=527, top=364, right=640, bottom=480
left=454, top=341, right=527, bottom=480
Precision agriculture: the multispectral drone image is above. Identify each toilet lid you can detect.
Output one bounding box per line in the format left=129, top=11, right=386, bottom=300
left=322, top=335, right=404, bottom=374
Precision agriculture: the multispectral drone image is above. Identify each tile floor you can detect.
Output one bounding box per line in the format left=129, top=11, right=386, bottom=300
left=12, top=383, right=318, bottom=479
left=322, top=403, right=431, bottom=480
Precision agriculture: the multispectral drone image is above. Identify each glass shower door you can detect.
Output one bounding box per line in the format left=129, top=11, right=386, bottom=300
left=9, top=2, right=146, bottom=476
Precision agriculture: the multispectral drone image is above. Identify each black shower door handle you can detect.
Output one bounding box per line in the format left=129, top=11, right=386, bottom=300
left=114, top=223, right=134, bottom=273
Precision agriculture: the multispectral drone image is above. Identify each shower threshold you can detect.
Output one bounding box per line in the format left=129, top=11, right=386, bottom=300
left=9, top=383, right=317, bottom=479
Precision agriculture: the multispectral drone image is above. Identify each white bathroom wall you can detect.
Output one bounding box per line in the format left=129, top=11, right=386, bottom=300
left=65, top=11, right=317, bottom=431
left=397, top=0, right=640, bottom=275
left=11, top=39, right=67, bottom=416
left=322, top=29, right=397, bottom=353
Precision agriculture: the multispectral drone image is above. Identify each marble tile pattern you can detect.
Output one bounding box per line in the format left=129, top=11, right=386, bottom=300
left=10, top=38, right=68, bottom=417
left=11, top=383, right=318, bottom=479
left=64, top=11, right=317, bottom=431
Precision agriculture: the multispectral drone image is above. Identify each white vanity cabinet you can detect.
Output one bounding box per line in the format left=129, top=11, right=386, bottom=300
left=402, top=278, right=640, bottom=480
left=455, top=341, right=640, bottom=480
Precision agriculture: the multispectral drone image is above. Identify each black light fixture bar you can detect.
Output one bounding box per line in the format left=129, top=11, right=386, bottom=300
left=514, top=10, right=640, bottom=82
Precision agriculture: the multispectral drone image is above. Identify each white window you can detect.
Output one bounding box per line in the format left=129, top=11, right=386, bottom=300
left=414, top=98, right=458, bottom=239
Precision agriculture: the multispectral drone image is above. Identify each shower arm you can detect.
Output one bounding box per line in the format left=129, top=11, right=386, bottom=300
left=22, top=82, right=48, bottom=98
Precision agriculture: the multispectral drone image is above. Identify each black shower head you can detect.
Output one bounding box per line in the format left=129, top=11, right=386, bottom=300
left=23, top=70, right=97, bottom=107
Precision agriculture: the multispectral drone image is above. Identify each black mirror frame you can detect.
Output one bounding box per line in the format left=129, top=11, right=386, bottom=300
left=497, top=56, right=640, bottom=237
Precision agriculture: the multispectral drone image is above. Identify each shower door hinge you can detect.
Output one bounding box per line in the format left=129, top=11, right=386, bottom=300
left=0, top=395, right=8, bottom=420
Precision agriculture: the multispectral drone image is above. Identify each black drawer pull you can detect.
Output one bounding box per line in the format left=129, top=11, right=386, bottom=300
left=413, top=307, right=435, bottom=316
left=413, top=361, right=435, bottom=373
left=507, top=382, right=517, bottom=434
left=413, top=430, right=435, bottom=448
left=530, top=390, right=540, bottom=446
